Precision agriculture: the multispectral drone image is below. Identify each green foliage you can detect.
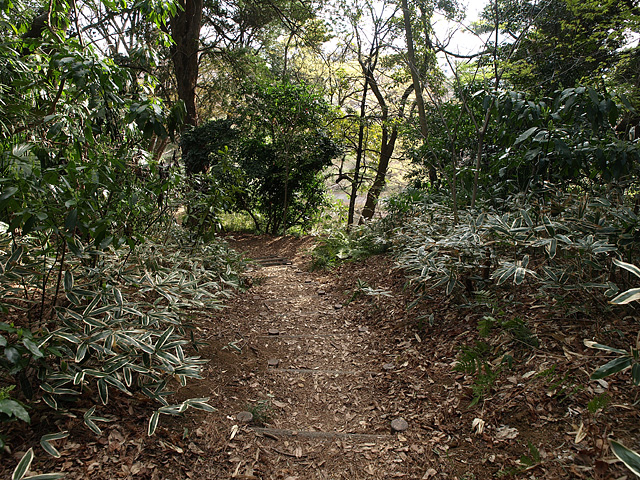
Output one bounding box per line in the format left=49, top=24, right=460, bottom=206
left=536, top=365, right=583, bottom=402
left=181, top=80, right=342, bottom=235
left=479, top=315, right=539, bottom=349
left=310, top=226, right=390, bottom=271
left=519, top=441, right=542, bottom=467
left=408, top=85, right=640, bottom=207
left=347, top=279, right=392, bottom=303
left=453, top=341, right=502, bottom=407
left=246, top=399, right=273, bottom=427
left=180, top=119, right=239, bottom=175
left=587, top=393, right=611, bottom=414
left=392, top=184, right=640, bottom=305
left=0, top=2, right=247, bottom=464
left=585, top=338, right=640, bottom=387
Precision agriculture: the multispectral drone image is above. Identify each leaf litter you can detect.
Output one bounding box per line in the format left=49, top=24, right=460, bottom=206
left=2, top=234, right=639, bottom=479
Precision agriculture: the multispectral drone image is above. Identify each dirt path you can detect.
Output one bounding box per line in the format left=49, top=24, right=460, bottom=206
left=174, top=235, right=637, bottom=480
left=194, top=235, right=427, bottom=479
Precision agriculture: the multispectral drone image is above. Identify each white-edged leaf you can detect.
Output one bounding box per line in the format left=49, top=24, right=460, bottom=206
left=22, top=473, right=65, bottom=479
left=83, top=406, right=102, bottom=435
left=610, top=439, right=640, bottom=477
left=546, top=238, right=557, bottom=259
left=610, top=288, right=640, bottom=305
left=613, top=258, right=640, bottom=279
left=12, top=447, right=34, bottom=480
left=148, top=411, right=160, bottom=436
left=75, top=343, right=88, bottom=363
left=97, top=379, right=108, bottom=405
left=583, top=340, right=628, bottom=354
left=40, top=431, right=69, bottom=458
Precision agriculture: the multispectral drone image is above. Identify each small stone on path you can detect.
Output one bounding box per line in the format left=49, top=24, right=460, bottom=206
left=268, top=358, right=280, bottom=367
left=236, top=411, right=254, bottom=423
left=391, top=417, right=409, bottom=432
left=268, top=329, right=280, bottom=336
left=317, top=290, right=326, bottom=295
left=333, top=304, right=343, bottom=310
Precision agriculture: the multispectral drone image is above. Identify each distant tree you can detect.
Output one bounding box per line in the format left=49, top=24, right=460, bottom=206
left=477, top=0, right=640, bottom=97
left=182, top=80, right=342, bottom=234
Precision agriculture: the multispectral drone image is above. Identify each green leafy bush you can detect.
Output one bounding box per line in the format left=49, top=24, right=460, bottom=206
left=310, top=226, right=390, bottom=271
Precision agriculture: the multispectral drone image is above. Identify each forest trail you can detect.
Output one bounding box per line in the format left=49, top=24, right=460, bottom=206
left=171, top=234, right=633, bottom=480
left=191, top=235, right=442, bottom=479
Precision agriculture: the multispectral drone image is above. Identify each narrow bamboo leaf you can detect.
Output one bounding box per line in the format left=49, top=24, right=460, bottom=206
left=113, top=288, right=123, bottom=306
left=104, top=375, right=131, bottom=395
left=494, top=265, right=516, bottom=285
left=514, top=267, right=526, bottom=285
left=610, top=439, right=640, bottom=477
left=40, top=431, right=68, bottom=458
left=83, top=407, right=102, bottom=435
left=520, top=210, right=533, bottom=228
left=73, top=371, right=85, bottom=385
left=591, top=357, right=633, bottom=379
left=42, top=394, right=57, bottom=410
left=84, top=417, right=102, bottom=435
left=97, top=379, right=108, bottom=405
left=8, top=246, right=24, bottom=265
left=55, top=332, right=80, bottom=344
left=446, top=276, right=456, bottom=295
left=90, top=305, right=116, bottom=316
left=632, top=363, right=640, bottom=386
left=123, top=367, right=132, bottom=387
left=148, top=411, right=160, bottom=436
left=547, top=238, right=557, bottom=259
left=542, top=216, right=555, bottom=237
left=21, top=474, right=65, bottom=480
left=82, top=294, right=102, bottom=318
left=12, top=448, right=34, bottom=480
left=75, top=343, right=88, bottom=363
left=187, top=401, right=216, bottom=412
left=613, top=258, right=640, bottom=279
left=21, top=474, right=65, bottom=479
left=63, top=271, right=73, bottom=292
left=584, top=340, right=628, bottom=354
left=155, top=326, right=175, bottom=351
left=610, top=288, right=640, bottom=305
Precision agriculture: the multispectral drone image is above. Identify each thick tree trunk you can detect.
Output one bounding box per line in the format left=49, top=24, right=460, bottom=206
left=170, top=0, right=203, bottom=127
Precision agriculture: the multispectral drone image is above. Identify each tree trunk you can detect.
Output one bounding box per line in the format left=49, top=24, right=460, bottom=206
left=402, top=0, right=437, bottom=186
left=169, top=0, right=203, bottom=128
left=360, top=127, right=398, bottom=221
left=347, top=72, right=370, bottom=228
